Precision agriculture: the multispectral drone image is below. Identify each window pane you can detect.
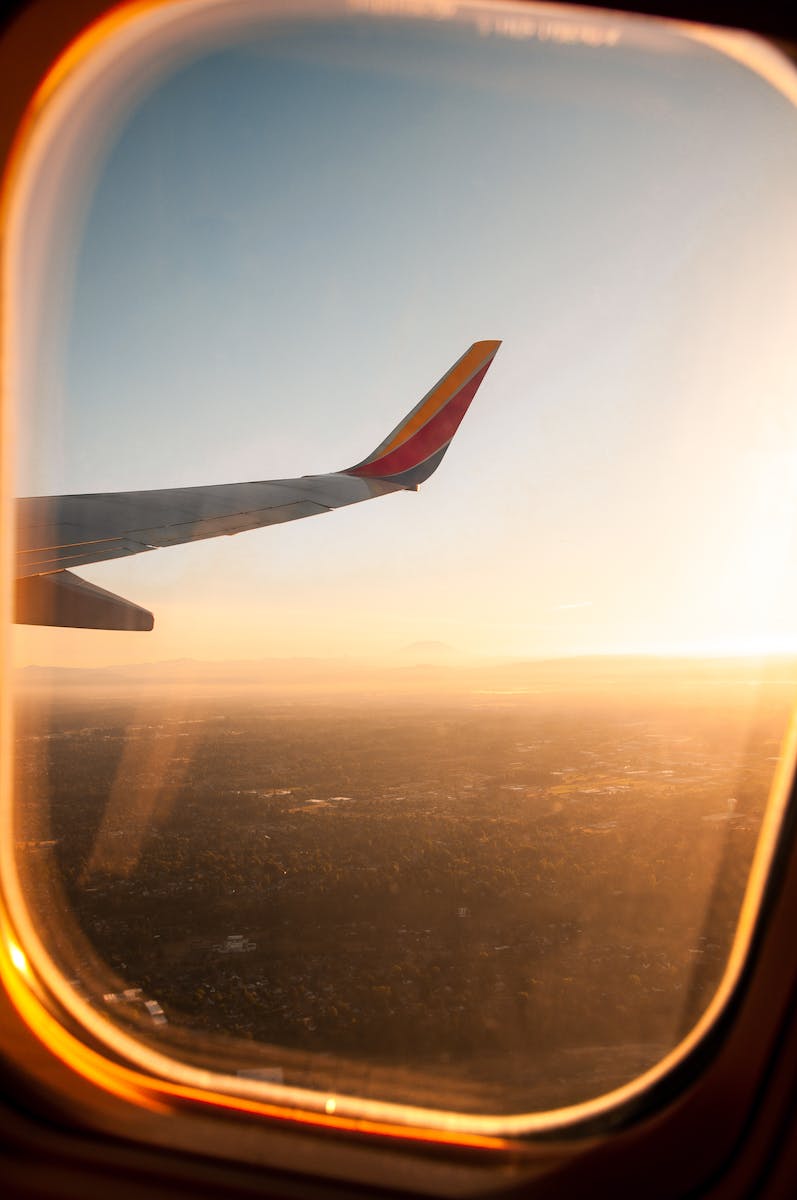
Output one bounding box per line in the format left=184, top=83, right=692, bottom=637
left=9, top=0, right=797, bottom=1124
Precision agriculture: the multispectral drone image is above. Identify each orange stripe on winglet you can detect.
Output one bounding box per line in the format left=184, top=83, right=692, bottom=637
left=364, top=340, right=501, bottom=464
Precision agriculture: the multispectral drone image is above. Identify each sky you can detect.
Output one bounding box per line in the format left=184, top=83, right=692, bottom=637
left=11, top=1, right=797, bottom=667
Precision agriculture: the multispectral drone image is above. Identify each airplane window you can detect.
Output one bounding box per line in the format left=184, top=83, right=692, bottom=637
left=5, top=0, right=797, bottom=1136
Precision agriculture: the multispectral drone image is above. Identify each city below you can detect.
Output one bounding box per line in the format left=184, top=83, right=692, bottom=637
left=13, top=655, right=796, bottom=1113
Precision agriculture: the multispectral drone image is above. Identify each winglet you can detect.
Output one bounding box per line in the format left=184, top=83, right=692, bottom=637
left=344, top=340, right=501, bottom=488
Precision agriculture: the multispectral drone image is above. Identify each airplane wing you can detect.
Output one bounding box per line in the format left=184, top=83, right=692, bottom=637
left=15, top=340, right=501, bottom=631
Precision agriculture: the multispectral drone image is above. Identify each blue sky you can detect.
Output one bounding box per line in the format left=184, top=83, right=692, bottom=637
left=13, top=3, right=797, bottom=664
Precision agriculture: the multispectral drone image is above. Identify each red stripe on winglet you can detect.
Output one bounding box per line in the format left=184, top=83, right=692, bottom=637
left=347, top=359, right=492, bottom=480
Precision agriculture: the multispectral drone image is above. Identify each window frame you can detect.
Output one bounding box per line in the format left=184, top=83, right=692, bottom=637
left=3, top=1, right=797, bottom=1195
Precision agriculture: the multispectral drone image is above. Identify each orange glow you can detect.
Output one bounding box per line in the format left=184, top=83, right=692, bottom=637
left=0, top=904, right=513, bottom=1149
left=0, top=907, right=166, bottom=1112
left=1, top=2, right=151, bottom=232
left=8, top=940, right=28, bottom=974
left=30, top=4, right=155, bottom=114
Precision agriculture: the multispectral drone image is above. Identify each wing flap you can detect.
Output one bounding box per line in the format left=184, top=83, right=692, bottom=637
left=15, top=571, right=154, bottom=631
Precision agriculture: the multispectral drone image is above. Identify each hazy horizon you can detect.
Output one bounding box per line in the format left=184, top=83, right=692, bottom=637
left=14, top=650, right=797, bottom=706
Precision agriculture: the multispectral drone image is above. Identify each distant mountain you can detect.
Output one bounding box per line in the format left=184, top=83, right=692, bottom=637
left=16, top=657, right=358, bottom=688
left=399, top=640, right=458, bottom=660
left=14, top=652, right=797, bottom=697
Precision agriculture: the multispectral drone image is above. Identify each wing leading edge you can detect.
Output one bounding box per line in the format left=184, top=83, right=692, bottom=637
left=15, top=340, right=501, bottom=630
